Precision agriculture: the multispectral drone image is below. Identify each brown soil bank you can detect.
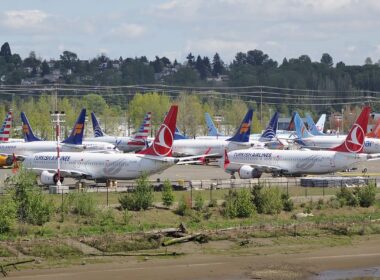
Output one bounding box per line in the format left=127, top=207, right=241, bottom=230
left=6, top=234, right=380, bottom=280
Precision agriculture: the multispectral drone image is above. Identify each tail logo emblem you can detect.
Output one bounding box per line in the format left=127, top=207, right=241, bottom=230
left=73, top=124, right=84, bottom=136
left=345, top=124, right=365, bottom=153
left=153, top=124, right=173, bottom=156
left=22, top=124, right=29, bottom=134
left=239, top=122, right=250, bottom=133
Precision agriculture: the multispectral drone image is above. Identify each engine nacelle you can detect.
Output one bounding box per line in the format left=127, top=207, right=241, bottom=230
left=238, top=165, right=262, bottom=179
left=40, top=170, right=64, bottom=185
left=0, top=155, right=14, bottom=167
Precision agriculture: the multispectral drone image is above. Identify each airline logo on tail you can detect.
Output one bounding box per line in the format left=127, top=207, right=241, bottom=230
left=73, top=124, right=84, bottom=135
left=239, top=122, right=251, bottom=134
left=94, top=125, right=103, bottom=137
left=153, top=124, right=173, bottom=156
left=22, top=124, right=29, bottom=134
left=345, top=124, right=365, bottom=153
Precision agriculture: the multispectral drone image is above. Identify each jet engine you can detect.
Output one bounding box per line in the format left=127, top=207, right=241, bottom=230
left=40, top=170, right=64, bottom=185
left=0, top=155, right=15, bottom=167
left=238, top=165, right=262, bottom=179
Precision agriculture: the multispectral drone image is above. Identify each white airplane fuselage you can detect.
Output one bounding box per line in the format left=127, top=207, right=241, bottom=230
left=0, top=141, right=116, bottom=157
left=226, top=149, right=369, bottom=176
left=24, top=152, right=177, bottom=180
left=299, top=135, right=380, bottom=153
left=172, top=139, right=252, bottom=157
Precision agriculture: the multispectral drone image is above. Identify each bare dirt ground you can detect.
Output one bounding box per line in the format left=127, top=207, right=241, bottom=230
left=7, top=234, right=380, bottom=280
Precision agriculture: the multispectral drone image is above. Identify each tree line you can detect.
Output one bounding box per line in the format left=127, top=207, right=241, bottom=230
left=1, top=42, right=380, bottom=93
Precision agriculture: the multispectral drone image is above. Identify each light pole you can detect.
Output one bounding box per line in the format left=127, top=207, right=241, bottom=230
left=50, top=111, right=65, bottom=190
left=341, top=108, right=344, bottom=134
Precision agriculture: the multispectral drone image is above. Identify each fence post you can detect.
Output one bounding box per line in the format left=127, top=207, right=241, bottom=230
left=286, top=181, right=289, bottom=197
left=323, top=185, right=325, bottom=197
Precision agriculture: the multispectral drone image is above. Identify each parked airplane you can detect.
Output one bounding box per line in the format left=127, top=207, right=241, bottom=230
left=223, top=106, right=379, bottom=178
left=294, top=111, right=380, bottom=153
left=173, top=108, right=255, bottom=157
left=21, top=111, right=116, bottom=152
left=85, top=112, right=151, bottom=152
left=196, top=111, right=282, bottom=148
left=24, top=105, right=211, bottom=185
left=0, top=109, right=116, bottom=164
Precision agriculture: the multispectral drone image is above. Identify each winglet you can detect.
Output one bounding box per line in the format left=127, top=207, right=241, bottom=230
left=227, top=108, right=253, bottom=142
left=138, top=105, right=178, bottom=157
left=21, top=112, right=42, bottom=142
left=91, top=112, right=105, bottom=137
left=62, top=109, right=86, bottom=145
left=330, top=106, right=370, bottom=153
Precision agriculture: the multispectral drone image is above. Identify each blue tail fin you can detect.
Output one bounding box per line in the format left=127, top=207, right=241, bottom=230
left=315, top=114, right=326, bottom=133
left=174, top=127, right=188, bottom=140
left=91, top=112, right=105, bottom=137
left=306, top=114, right=325, bottom=136
left=259, top=111, right=279, bottom=141
left=21, top=112, right=42, bottom=142
left=205, top=113, right=223, bottom=136
left=62, top=109, right=86, bottom=145
left=227, top=108, right=253, bottom=142
left=294, top=112, right=313, bottom=139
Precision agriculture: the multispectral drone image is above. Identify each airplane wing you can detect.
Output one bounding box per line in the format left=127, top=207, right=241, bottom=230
left=28, top=168, right=90, bottom=178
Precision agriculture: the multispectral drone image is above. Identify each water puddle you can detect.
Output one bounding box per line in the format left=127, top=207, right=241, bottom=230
left=313, top=266, right=380, bottom=279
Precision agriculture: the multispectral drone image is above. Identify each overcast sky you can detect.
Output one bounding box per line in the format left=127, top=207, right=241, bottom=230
left=1, top=0, right=379, bottom=65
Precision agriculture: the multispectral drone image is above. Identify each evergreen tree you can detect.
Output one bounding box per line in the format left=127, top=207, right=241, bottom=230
left=321, top=53, right=333, bottom=67
left=212, top=52, right=225, bottom=77
left=0, top=42, right=12, bottom=61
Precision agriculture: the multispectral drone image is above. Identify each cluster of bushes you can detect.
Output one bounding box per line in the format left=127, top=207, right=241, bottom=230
left=119, top=175, right=154, bottom=211
left=0, top=169, right=55, bottom=234
left=335, top=184, right=377, bottom=208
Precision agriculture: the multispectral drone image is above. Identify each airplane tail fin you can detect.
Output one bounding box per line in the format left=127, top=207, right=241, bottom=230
left=287, top=112, right=296, bottom=131
left=306, top=114, right=325, bottom=136
left=174, top=127, right=188, bottom=140
left=62, top=109, right=86, bottom=145
left=138, top=105, right=178, bottom=157
left=227, top=108, right=253, bottom=143
left=259, top=111, right=279, bottom=141
left=21, top=112, right=42, bottom=142
left=91, top=112, right=105, bottom=137
left=0, top=111, right=12, bottom=142
left=294, top=112, right=314, bottom=139
left=205, top=113, right=223, bottom=136
left=330, top=106, right=370, bottom=153
left=132, top=112, right=151, bottom=140
left=315, top=114, right=326, bottom=133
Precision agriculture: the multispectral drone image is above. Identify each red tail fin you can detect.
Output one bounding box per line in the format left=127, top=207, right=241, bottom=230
left=331, top=106, right=370, bottom=153
left=138, top=105, right=178, bottom=157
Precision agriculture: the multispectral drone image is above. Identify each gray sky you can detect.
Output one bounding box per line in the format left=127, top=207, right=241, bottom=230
left=1, top=0, right=379, bottom=65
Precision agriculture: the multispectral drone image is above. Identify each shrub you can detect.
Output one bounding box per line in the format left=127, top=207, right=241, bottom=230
left=119, top=175, right=153, bottom=211
left=194, top=193, right=204, bottom=211
left=336, top=187, right=359, bottom=207
left=252, top=185, right=283, bottom=214
left=71, top=192, right=97, bottom=217
left=208, top=198, right=218, bottom=208
left=0, top=197, right=17, bottom=234
left=281, top=193, right=294, bottom=212
left=223, top=189, right=255, bottom=218
left=161, top=179, right=174, bottom=207
left=176, top=195, right=191, bottom=216
left=9, top=169, right=54, bottom=225
left=356, top=183, right=376, bottom=207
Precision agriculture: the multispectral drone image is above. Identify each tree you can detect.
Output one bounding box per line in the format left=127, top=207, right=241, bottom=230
left=41, top=60, right=50, bottom=76
left=0, top=42, right=12, bottom=61
left=365, top=57, right=373, bottom=65
left=186, top=53, right=195, bottom=67
left=212, top=52, right=225, bottom=77
left=119, top=174, right=153, bottom=211
left=161, top=179, right=174, bottom=207
left=247, top=49, right=269, bottom=66
left=320, top=53, right=333, bottom=67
